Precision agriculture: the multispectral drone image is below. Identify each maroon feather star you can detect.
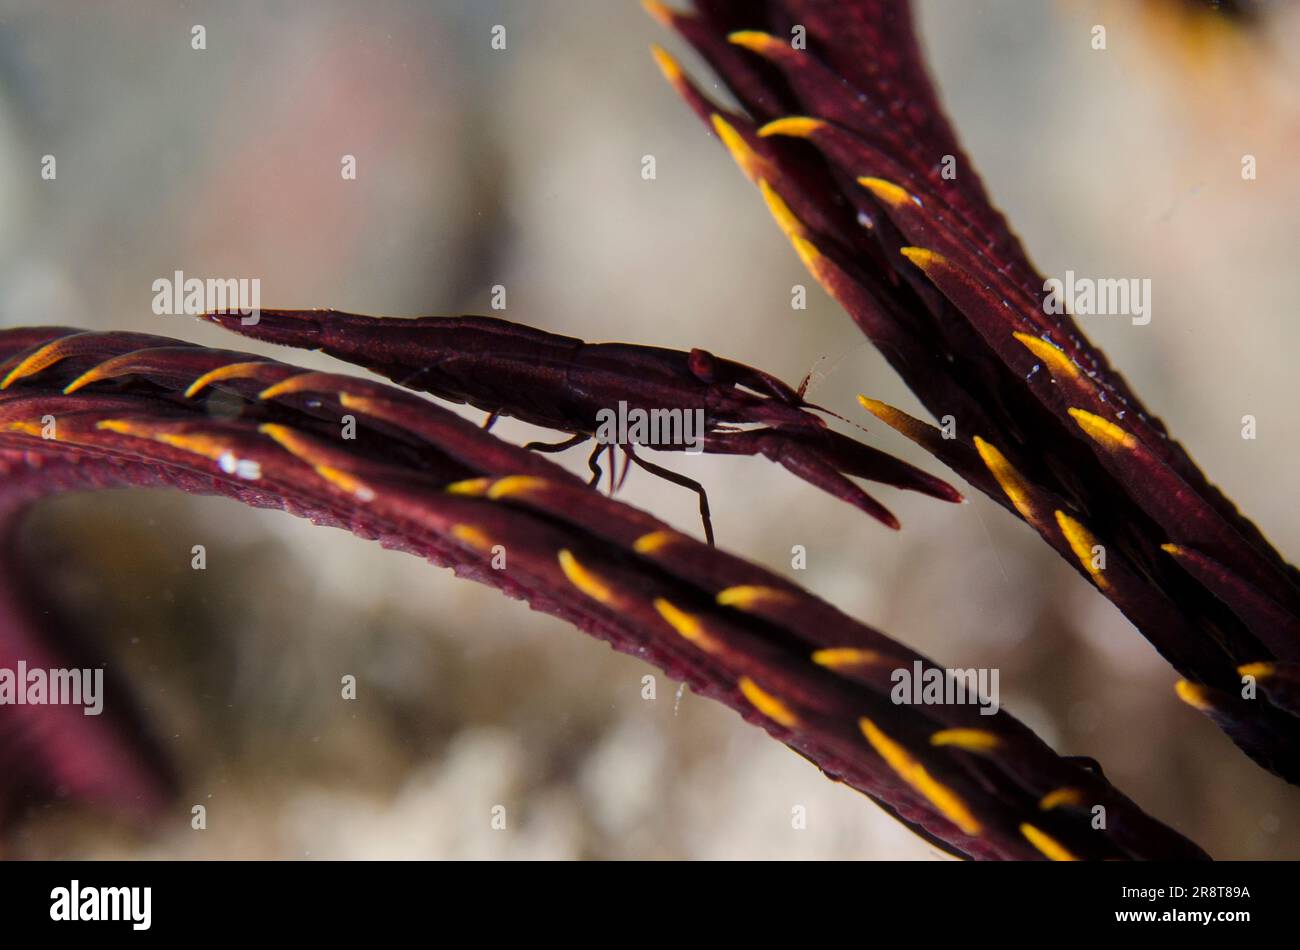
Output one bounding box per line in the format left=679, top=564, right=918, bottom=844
left=0, top=326, right=1207, bottom=860
left=644, top=0, right=1300, bottom=782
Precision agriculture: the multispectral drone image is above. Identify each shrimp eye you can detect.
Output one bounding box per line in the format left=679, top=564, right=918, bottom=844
left=687, top=348, right=718, bottom=383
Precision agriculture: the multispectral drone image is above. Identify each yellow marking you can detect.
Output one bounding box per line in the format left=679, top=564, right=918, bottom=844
left=716, top=585, right=795, bottom=610
left=639, top=0, right=678, bottom=27
left=257, top=423, right=372, bottom=498
left=1054, top=510, right=1110, bottom=590
left=63, top=355, right=137, bottom=394
left=649, top=44, right=683, bottom=84
left=1012, top=332, right=1079, bottom=381
left=337, top=392, right=377, bottom=413
left=314, top=465, right=375, bottom=501
left=4, top=420, right=46, bottom=437
left=859, top=718, right=981, bottom=835
left=1238, top=661, right=1276, bottom=679
left=487, top=475, right=550, bottom=500
left=737, top=676, right=799, bottom=728
left=710, top=113, right=768, bottom=183
left=900, top=246, right=946, bottom=271
left=1175, top=679, right=1215, bottom=711
left=758, top=116, right=824, bottom=139
left=653, top=598, right=724, bottom=653
left=857, top=176, right=912, bottom=208
left=451, top=524, right=493, bottom=552
left=184, top=362, right=273, bottom=398
left=811, top=647, right=883, bottom=669
left=930, top=729, right=1001, bottom=752
left=96, top=419, right=265, bottom=482
left=1020, top=823, right=1078, bottom=861
left=1069, top=407, right=1138, bottom=452
left=95, top=418, right=149, bottom=437
left=790, top=233, right=823, bottom=273
left=558, top=549, right=619, bottom=607
left=856, top=395, right=924, bottom=438
left=257, top=422, right=320, bottom=459
left=259, top=373, right=327, bottom=401
left=758, top=179, right=804, bottom=239
left=154, top=431, right=234, bottom=461
left=727, top=30, right=785, bottom=55
left=633, top=530, right=681, bottom=554
left=446, top=477, right=492, bottom=496
left=97, top=418, right=222, bottom=458
left=973, top=437, right=1036, bottom=522
left=1161, top=542, right=1185, bottom=557
left=1, top=336, right=81, bottom=389
left=1039, top=787, right=1085, bottom=811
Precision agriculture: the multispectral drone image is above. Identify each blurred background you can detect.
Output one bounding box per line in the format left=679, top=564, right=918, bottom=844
left=1, top=0, right=1297, bottom=858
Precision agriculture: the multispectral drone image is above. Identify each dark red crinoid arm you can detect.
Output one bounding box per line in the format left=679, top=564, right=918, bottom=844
left=0, top=326, right=1207, bottom=860
left=644, top=0, right=1300, bottom=782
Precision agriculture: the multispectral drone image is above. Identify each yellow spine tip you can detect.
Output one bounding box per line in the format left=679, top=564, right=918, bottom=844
left=930, top=729, right=1001, bottom=752
left=649, top=43, right=683, bottom=83
left=857, top=176, right=912, bottom=208
left=0, top=339, right=77, bottom=389
left=486, top=475, right=549, bottom=500
left=1020, top=823, right=1078, bottom=861
left=973, top=437, right=1036, bottom=522
left=811, top=647, right=882, bottom=669
left=855, top=394, right=913, bottom=433
left=859, top=718, right=981, bottom=836
left=1012, top=332, right=1079, bottom=380
left=183, top=362, right=264, bottom=399
left=856, top=393, right=885, bottom=414
left=633, top=530, right=681, bottom=554
left=315, top=465, right=375, bottom=502
left=1053, top=510, right=1110, bottom=591
left=790, top=233, right=823, bottom=272
left=1067, top=407, right=1138, bottom=451
left=257, top=380, right=293, bottom=401
left=727, top=30, right=782, bottom=54
left=1237, top=661, right=1275, bottom=679
left=62, top=372, right=100, bottom=395
left=653, top=598, right=723, bottom=653
left=716, top=585, right=794, bottom=610
left=451, top=524, right=493, bottom=552
left=5, top=420, right=47, bottom=437
left=1174, top=679, right=1215, bottom=711
left=758, top=116, right=824, bottom=139
left=639, top=0, right=677, bottom=27
left=899, top=246, right=943, bottom=269
left=737, top=676, right=800, bottom=728
left=709, top=112, right=768, bottom=183
left=709, top=112, right=738, bottom=142
left=757, top=179, right=804, bottom=239
left=1039, top=787, right=1085, bottom=811
left=558, top=549, right=619, bottom=607
left=445, top=477, right=493, bottom=496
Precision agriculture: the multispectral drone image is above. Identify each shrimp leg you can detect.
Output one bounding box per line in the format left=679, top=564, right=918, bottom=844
left=625, top=445, right=715, bottom=547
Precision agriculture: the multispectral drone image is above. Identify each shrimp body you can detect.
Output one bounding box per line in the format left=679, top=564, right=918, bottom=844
left=202, top=309, right=960, bottom=539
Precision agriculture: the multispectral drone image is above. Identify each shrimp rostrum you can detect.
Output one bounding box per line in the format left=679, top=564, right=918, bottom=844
left=200, top=309, right=961, bottom=543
